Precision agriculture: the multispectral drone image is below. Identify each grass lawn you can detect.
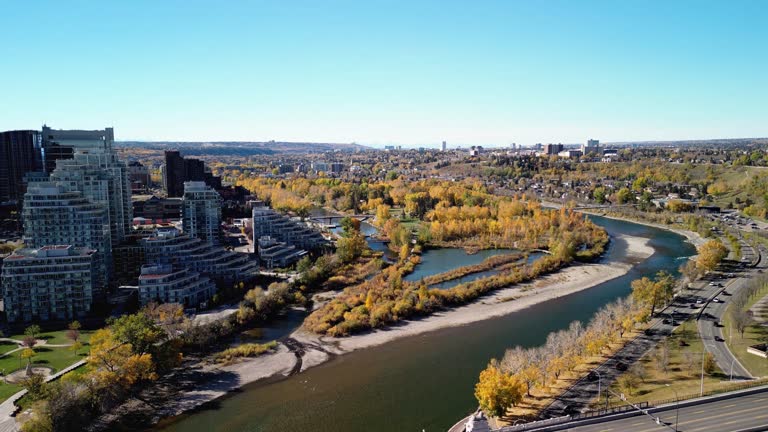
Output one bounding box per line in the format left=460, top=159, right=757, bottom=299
left=9, top=329, right=93, bottom=346
left=0, top=341, right=19, bottom=356
left=721, top=281, right=768, bottom=378
left=0, top=343, right=89, bottom=403
left=602, top=320, right=729, bottom=405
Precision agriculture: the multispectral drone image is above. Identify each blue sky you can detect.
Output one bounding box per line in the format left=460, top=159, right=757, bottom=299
left=2, top=1, right=766, bottom=147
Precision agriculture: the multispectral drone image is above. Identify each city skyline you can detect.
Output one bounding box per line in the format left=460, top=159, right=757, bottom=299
left=2, top=0, right=767, bottom=146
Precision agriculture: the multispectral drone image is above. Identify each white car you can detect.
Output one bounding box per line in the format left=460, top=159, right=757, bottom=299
left=713, top=297, right=721, bottom=303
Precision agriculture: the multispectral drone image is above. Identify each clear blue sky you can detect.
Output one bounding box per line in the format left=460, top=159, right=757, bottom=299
left=2, top=0, right=767, bottom=147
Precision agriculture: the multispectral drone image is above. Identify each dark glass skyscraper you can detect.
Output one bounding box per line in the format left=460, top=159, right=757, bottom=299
left=0, top=130, right=41, bottom=202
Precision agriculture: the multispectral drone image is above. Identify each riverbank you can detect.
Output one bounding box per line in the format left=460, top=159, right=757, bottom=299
left=540, top=201, right=706, bottom=248
left=131, top=234, right=653, bottom=430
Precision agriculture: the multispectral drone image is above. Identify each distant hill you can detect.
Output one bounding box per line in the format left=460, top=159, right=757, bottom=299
left=116, top=141, right=371, bottom=155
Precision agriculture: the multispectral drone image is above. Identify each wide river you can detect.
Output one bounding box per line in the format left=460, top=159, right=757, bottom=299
left=155, top=215, right=695, bottom=432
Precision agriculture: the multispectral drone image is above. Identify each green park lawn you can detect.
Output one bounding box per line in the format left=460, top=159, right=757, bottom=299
left=9, top=329, right=93, bottom=346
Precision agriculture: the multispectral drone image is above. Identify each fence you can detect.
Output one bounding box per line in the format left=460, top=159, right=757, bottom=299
left=650, top=378, right=768, bottom=407
left=571, top=401, right=649, bottom=420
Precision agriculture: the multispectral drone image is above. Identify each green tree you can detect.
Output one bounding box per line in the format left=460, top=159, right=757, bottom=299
left=24, top=324, right=41, bottom=339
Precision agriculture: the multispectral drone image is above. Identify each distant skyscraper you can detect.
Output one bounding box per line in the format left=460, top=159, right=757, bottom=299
left=41, top=125, right=113, bottom=173
left=163, top=151, right=221, bottom=197
left=182, top=181, right=222, bottom=245
left=543, top=143, right=564, bottom=155
left=441, top=141, right=447, bottom=151
left=50, top=149, right=133, bottom=245
left=0, top=130, right=41, bottom=202
left=582, top=139, right=601, bottom=155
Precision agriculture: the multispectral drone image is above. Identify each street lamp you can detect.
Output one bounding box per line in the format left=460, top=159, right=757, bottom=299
left=730, top=358, right=735, bottom=382
left=665, top=384, right=679, bottom=432
left=593, top=369, right=603, bottom=403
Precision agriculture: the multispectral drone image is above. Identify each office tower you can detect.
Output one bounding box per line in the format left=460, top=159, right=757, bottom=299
left=441, top=141, right=447, bottom=151
left=0, top=130, right=42, bottom=202
left=163, top=151, right=222, bottom=197
left=1, top=245, right=100, bottom=323
left=50, top=149, right=133, bottom=245
left=543, top=143, right=564, bottom=155
left=22, top=183, right=112, bottom=284
left=182, top=181, right=222, bottom=245
left=41, top=125, right=113, bottom=173
left=128, top=161, right=151, bottom=192
left=582, top=139, right=601, bottom=155
left=137, top=264, right=216, bottom=308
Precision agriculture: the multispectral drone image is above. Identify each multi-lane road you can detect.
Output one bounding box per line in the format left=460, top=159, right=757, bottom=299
left=541, top=239, right=763, bottom=418
left=556, top=389, right=768, bottom=432
left=696, top=244, right=763, bottom=381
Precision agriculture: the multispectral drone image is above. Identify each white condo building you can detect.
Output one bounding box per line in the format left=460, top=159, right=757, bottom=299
left=49, top=149, right=133, bottom=245
left=137, top=264, right=216, bottom=308
left=1, top=245, right=100, bottom=323
left=22, top=183, right=111, bottom=284
left=182, top=181, right=222, bottom=245
left=142, top=227, right=259, bottom=282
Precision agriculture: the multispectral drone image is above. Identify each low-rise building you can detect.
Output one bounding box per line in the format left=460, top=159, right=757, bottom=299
left=136, top=264, right=215, bottom=308
left=257, top=236, right=307, bottom=268
left=1, top=245, right=100, bottom=324
left=252, top=205, right=327, bottom=251
left=142, top=227, right=259, bottom=282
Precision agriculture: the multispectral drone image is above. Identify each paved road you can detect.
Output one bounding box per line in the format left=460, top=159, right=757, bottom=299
left=540, top=245, right=761, bottom=418
left=696, top=242, right=763, bottom=381
left=559, top=390, right=768, bottom=432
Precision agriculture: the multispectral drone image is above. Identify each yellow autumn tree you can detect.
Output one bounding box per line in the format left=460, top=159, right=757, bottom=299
left=474, top=363, right=525, bottom=417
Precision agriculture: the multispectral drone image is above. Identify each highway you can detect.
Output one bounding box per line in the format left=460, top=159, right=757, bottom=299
left=697, top=235, right=764, bottom=381
left=558, top=390, right=768, bottom=432
left=541, top=241, right=762, bottom=418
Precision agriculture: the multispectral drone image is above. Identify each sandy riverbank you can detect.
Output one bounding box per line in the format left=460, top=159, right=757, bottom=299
left=119, top=233, right=656, bottom=428
left=292, top=234, right=653, bottom=363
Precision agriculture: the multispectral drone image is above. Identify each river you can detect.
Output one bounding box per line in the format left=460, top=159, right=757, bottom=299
left=154, top=215, right=695, bottom=432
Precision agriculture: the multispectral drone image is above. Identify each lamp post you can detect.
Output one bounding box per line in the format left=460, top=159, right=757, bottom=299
left=700, top=349, right=705, bottom=397
left=593, top=369, right=602, bottom=403
left=665, top=384, right=679, bottom=432
left=730, top=358, right=735, bottom=381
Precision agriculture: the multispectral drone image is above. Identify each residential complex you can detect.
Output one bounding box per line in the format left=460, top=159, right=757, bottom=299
left=49, top=149, right=133, bottom=245
left=257, top=236, right=307, bottom=269
left=136, top=264, right=215, bottom=308
left=22, top=183, right=112, bottom=281
left=142, top=227, right=259, bottom=282
left=1, top=245, right=100, bottom=324
left=252, top=205, right=327, bottom=250
left=182, top=181, right=222, bottom=245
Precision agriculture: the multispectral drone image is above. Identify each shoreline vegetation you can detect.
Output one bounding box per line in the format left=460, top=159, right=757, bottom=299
left=304, top=201, right=609, bottom=337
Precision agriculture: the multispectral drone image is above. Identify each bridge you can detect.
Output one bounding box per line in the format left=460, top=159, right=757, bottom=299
left=309, top=214, right=371, bottom=223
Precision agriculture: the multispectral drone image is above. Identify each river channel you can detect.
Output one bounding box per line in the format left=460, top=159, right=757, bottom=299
left=155, top=215, right=695, bottom=432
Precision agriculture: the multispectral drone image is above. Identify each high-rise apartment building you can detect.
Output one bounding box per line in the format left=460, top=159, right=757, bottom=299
left=41, top=125, right=113, bottom=173
left=22, top=183, right=111, bottom=284
left=543, top=143, right=564, bottom=155
left=50, top=149, right=133, bottom=245
left=182, top=181, right=222, bottom=245
left=0, top=130, right=42, bottom=202
left=1, top=245, right=100, bottom=323
left=441, top=141, right=447, bottom=151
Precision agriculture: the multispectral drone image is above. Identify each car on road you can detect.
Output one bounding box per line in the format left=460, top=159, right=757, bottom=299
left=690, top=303, right=697, bottom=308
left=709, top=282, right=718, bottom=286
left=663, top=318, right=671, bottom=324
left=713, top=297, right=721, bottom=303
left=615, top=362, right=628, bottom=371
left=587, top=371, right=598, bottom=381
left=696, top=299, right=704, bottom=304
left=715, top=336, right=724, bottom=342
